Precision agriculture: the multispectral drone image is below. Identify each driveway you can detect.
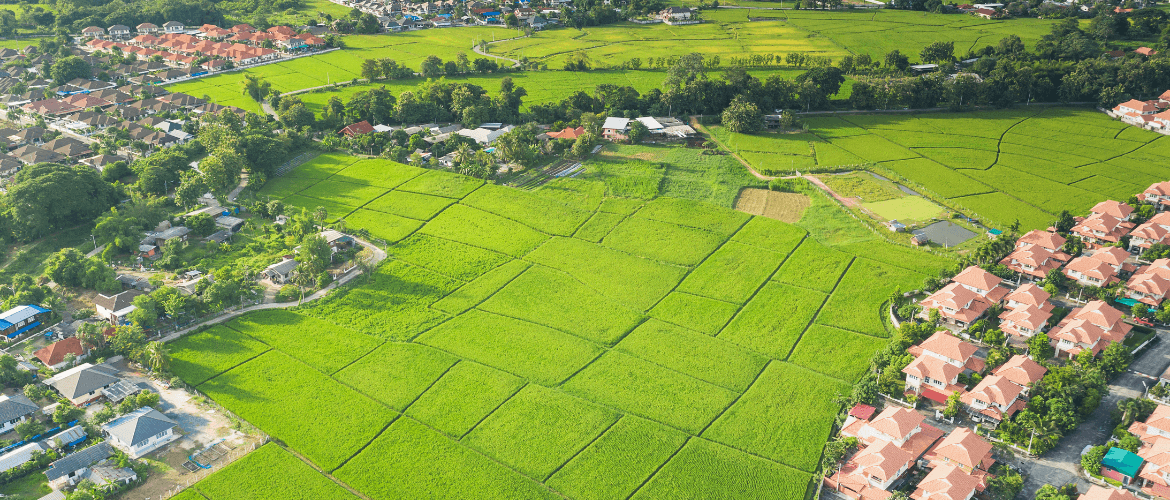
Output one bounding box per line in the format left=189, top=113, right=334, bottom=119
left=1015, top=327, right=1169, bottom=498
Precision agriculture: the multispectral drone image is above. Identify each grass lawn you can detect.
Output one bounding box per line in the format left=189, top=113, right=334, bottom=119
left=861, top=196, right=945, bottom=221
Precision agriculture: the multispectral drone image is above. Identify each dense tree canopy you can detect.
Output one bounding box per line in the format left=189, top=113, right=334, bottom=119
left=4, top=163, right=119, bottom=241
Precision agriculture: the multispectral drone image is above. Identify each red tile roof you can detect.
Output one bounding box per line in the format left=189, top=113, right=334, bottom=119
left=35, top=337, right=85, bottom=366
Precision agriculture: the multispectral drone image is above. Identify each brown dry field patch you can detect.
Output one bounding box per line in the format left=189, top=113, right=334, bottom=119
left=734, top=188, right=810, bottom=223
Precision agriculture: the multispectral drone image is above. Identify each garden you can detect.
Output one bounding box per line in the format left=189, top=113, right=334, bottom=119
left=164, top=148, right=953, bottom=499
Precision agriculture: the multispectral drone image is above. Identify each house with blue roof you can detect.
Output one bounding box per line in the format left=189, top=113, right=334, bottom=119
left=0, top=304, right=50, bottom=339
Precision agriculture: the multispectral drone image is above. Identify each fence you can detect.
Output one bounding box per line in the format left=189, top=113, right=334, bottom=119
left=274, top=151, right=319, bottom=177
left=153, top=441, right=263, bottom=500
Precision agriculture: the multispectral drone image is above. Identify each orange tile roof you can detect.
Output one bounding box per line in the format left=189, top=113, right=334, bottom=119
left=853, top=439, right=915, bottom=484
left=1093, top=200, right=1135, bottom=220
left=1081, top=485, right=1140, bottom=500
left=999, top=304, right=1051, bottom=332
left=1018, top=230, right=1066, bottom=251
left=903, top=356, right=962, bottom=387
left=961, top=374, right=1023, bottom=411
left=952, top=266, right=1003, bottom=293
left=920, top=331, right=979, bottom=363
left=35, top=337, right=85, bottom=366
left=993, top=355, right=1046, bottom=388
left=867, top=407, right=924, bottom=442
left=911, top=463, right=980, bottom=500
left=1004, top=284, right=1052, bottom=311
left=929, top=427, right=994, bottom=471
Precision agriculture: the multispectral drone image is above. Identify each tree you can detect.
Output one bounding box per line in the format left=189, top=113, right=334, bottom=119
left=1034, top=484, right=1073, bottom=500
left=943, top=391, right=961, bottom=418
left=24, top=383, right=44, bottom=402
left=920, top=41, right=955, bottom=63
left=173, top=170, right=208, bottom=209
left=15, top=419, right=43, bottom=441
left=126, top=294, right=158, bottom=328
left=110, top=326, right=147, bottom=357
left=200, top=149, right=246, bottom=198
left=1054, top=210, right=1075, bottom=233
left=52, top=403, right=83, bottom=426
left=1028, top=333, right=1054, bottom=360
left=299, top=235, right=333, bottom=276
left=6, top=163, right=119, bottom=241
left=241, top=74, right=272, bottom=102
left=721, top=95, right=763, bottom=133
left=663, top=53, right=707, bottom=90
left=1134, top=303, right=1151, bottom=319
left=884, top=49, right=910, bottom=71
left=1080, top=444, right=1108, bottom=475
left=44, top=248, right=88, bottom=287
left=141, top=341, right=169, bottom=373
left=420, top=55, right=443, bottom=77
left=1100, top=342, right=1133, bottom=377
left=50, top=56, right=91, bottom=85
left=627, top=121, right=649, bottom=144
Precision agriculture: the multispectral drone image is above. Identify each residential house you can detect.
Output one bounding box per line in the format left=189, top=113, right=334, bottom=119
left=0, top=393, right=38, bottom=434
left=1130, top=404, right=1170, bottom=446
left=81, top=26, right=105, bottom=39
left=1116, top=99, right=1161, bottom=126
left=1072, top=211, right=1135, bottom=248
left=1126, top=259, right=1170, bottom=306
left=319, top=230, right=355, bottom=251
left=34, top=337, right=86, bottom=370
left=1082, top=485, right=1139, bottom=500
left=1139, top=436, right=1170, bottom=496
left=456, top=125, right=514, bottom=144
left=102, top=406, right=179, bottom=458
left=1064, top=247, right=1133, bottom=287
left=45, top=442, right=113, bottom=489
left=1131, top=212, right=1170, bottom=253
left=992, top=355, right=1046, bottom=395
left=1138, top=47, right=1160, bottom=56
left=163, top=21, right=185, bottom=33
left=1139, top=181, right=1170, bottom=211
left=43, top=363, right=121, bottom=406
left=93, top=289, right=144, bottom=325
left=48, top=425, right=88, bottom=449
left=107, top=25, right=131, bottom=39
left=918, top=266, right=1008, bottom=327
left=546, top=126, right=586, bottom=140
left=1104, top=447, right=1144, bottom=485
left=136, top=23, right=159, bottom=34
left=998, top=284, right=1053, bottom=339
left=661, top=6, right=692, bottom=20
left=1047, top=300, right=1132, bottom=358
left=903, top=331, right=984, bottom=402
left=960, top=374, right=1026, bottom=427
left=1095, top=199, right=1136, bottom=221
left=999, top=230, right=1070, bottom=280
left=925, top=428, right=994, bottom=485
left=0, top=442, right=49, bottom=474
left=0, top=304, right=50, bottom=339
left=823, top=439, right=916, bottom=500
left=910, top=463, right=979, bottom=500
left=840, top=406, right=945, bottom=460
left=602, top=116, right=631, bottom=141
left=262, top=257, right=298, bottom=284
left=340, top=120, right=375, bottom=137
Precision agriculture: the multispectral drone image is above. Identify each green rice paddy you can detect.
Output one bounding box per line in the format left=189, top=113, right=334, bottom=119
left=169, top=146, right=947, bottom=499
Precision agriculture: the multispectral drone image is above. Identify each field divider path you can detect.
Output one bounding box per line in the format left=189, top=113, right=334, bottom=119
left=623, top=436, right=693, bottom=500
left=783, top=255, right=855, bottom=361
left=327, top=416, right=400, bottom=474
left=541, top=415, right=623, bottom=482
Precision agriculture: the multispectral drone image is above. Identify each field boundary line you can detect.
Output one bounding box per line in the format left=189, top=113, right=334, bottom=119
left=327, top=416, right=400, bottom=474
left=192, top=347, right=275, bottom=389
left=399, top=360, right=460, bottom=414
left=697, top=358, right=773, bottom=438
left=542, top=414, right=623, bottom=482
left=323, top=338, right=391, bottom=376
left=638, top=214, right=754, bottom=314
left=710, top=232, right=808, bottom=337
left=457, top=382, right=529, bottom=440
left=622, top=436, right=692, bottom=500
left=265, top=442, right=374, bottom=500
left=430, top=261, right=533, bottom=316
left=785, top=256, right=855, bottom=361
left=219, top=321, right=386, bottom=378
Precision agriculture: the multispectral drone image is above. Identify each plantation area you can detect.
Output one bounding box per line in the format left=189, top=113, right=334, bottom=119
left=168, top=148, right=955, bottom=499
left=726, top=107, right=1169, bottom=231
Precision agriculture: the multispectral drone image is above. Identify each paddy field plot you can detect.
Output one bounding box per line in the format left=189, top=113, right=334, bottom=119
left=183, top=153, right=960, bottom=498
left=731, top=106, right=1166, bottom=231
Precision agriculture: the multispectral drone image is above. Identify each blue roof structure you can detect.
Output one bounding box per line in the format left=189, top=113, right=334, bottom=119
left=1103, top=447, right=1143, bottom=478
left=0, top=305, right=48, bottom=334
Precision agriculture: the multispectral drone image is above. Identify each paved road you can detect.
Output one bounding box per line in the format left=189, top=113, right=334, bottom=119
left=1015, top=328, right=1168, bottom=498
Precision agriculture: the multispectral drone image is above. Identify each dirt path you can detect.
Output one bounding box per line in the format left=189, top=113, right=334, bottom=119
left=802, top=174, right=859, bottom=207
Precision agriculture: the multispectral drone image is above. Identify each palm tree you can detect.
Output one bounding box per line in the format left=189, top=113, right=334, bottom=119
left=454, top=143, right=473, bottom=166
left=142, top=341, right=169, bottom=374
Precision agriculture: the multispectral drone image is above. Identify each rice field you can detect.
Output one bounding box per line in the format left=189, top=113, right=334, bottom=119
left=731, top=106, right=1167, bottom=231
left=176, top=149, right=959, bottom=498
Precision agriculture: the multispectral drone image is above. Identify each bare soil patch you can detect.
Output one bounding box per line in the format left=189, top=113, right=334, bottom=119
left=734, top=188, right=811, bottom=223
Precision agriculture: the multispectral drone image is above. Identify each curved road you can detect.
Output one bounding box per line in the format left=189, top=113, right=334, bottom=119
left=472, top=34, right=528, bottom=68
left=159, top=236, right=387, bottom=343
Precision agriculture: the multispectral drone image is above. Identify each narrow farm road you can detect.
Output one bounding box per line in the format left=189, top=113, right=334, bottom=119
left=473, top=34, right=529, bottom=68
left=158, top=236, right=387, bottom=343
